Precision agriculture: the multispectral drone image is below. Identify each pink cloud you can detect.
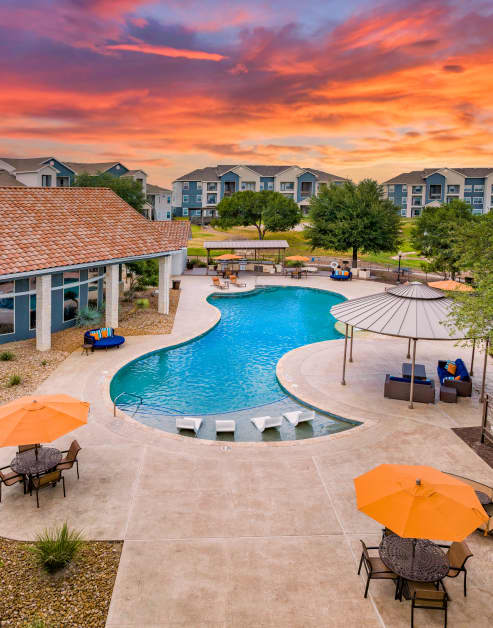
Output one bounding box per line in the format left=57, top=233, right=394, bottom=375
left=107, top=42, right=227, bottom=61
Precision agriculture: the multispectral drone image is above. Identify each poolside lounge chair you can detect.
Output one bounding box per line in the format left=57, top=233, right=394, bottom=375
left=176, top=417, right=202, bottom=434
left=330, top=269, right=352, bottom=281
left=437, top=359, right=472, bottom=397
left=442, top=472, right=493, bottom=535
left=229, top=275, right=246, bottom=287
left=251, top=415, right=282, bottom=432
left=283, top=409, right=315, bottom=426
left=212, top=276, right=228, bottom=290
left=215, top=420, right=235, bottom=433
left=84, top=328, right=125, bottom=351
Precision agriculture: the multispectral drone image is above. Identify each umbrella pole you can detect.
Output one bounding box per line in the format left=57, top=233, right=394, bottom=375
left=481, top=337, right=489, bottom=403
left=349, top=326, right=354, bottom=363
left=35, top=444, right=39, bottom=460
left=470, top=338, right=476, bottom=376
left=341, top=323, right=349, bottom=385
left=407, top=338, right=411, bottom=360
left=409, top=339, right=417, bottom=409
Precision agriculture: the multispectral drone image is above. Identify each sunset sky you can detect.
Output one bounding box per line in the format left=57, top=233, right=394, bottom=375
left=2, top=0, right=493, bottom=187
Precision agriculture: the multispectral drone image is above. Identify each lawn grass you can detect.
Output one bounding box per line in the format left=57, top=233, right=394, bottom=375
left=187, top=218, right=425, bottom=269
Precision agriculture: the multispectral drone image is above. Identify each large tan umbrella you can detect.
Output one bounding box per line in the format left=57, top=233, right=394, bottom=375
left=0, top=394, right=89, bottom=457
left=215, top=254, right=242, bottom=261
left=285, top=255, right=310, bottom=262
left=428, top=280, right=473, bottom=292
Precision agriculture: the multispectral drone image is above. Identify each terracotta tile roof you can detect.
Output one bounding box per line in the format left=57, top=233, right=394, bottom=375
left=154, top=220, right=191, bottom=247
left=0, top=187, right=184, bottom=278
left=0, top=170, right=25, bottom=186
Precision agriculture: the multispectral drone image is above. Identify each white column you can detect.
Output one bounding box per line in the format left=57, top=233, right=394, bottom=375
left=158, top=256, right=171, bottom=314
left=36, top=274, right=52, bottom=352
left=105, top=263, right=119, bottom=328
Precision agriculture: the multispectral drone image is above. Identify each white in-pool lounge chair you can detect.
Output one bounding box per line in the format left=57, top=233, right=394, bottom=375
left=216, top=420, right=235, bottom=433
left=176, top=417, right=202, bottom=434
left=251, top=415, right=282, bottom=432
left=283, top=409, right=315, bottom=426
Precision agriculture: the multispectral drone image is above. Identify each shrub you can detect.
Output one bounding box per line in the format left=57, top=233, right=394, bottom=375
left=8, top=374, right=21, bottom=387
left=0, top=351, right=14, bottom=361
left=76, top=306, right=102, bottom=328
left=135, top=298, right=149, bottom=309
left=25, top=619, right=51, bottom=628
left=195, top=261, right=207, bottom=268
left=40, top=360, right=47, bottom=367
left=30, top=523, right=83, bottom=573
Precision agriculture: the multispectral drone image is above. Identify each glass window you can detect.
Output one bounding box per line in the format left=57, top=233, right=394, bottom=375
left=402, top=186, right=408, bottom=195
left=401, top=198, right=407, bottom=206
left=280, top=182, right=294, bottom=191
left=412, top=196, right=422, bottom=206
left=166, top=211, right=171, bottom=219
left=41, top=174, right=52, bottom=187
left=412, top=185, right=423, bottom=194
left=259, top=182, right=264, bottom=190
left=242, top=181, right=256, bottom=191
left=414, top=208, right=421, bottom=216
left=447, top=185, right=460, bottom=194
left=446, top=196, right=459, bottom=204
left=207, top=182, right=217, bottom=191
left=401, top=208, right=407, bottom=216
left=197, top=182, right=202, bottom=190
left=0, top=281, right=14, bottom=335
left=207, top=194, right=217, bottom=204
left=88, top=268, right=100, bottom=310
left=29, top=277, right=36, bottom=330
left=464, top=184, right=472, bottom=192
left=167, top=196, right=171, bottom=203
left=267, top=182, right=274, bottom=190
left=473, top=197, right=483, bottom=204
left=183, top=182, right=189, bottom=190
left=196, top=194, right=202, bottom=201
left=63, top=271, right=79, bottom=322
left=182, top=208, right=189, bottom=216
left=473, top=184, right=484, bottom=192
left=388, top=185, right=395, bottom=193
left=429, top=184, right=442, bottom=199
left=183, top=195, right=189, bottom=203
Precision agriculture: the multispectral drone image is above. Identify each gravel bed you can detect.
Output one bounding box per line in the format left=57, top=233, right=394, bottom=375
left=0, top=289, right=180, bottom=403
left=0, top=536, right=122, bottom=627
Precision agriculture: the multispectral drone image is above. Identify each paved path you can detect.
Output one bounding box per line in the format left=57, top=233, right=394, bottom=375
left=0, top=275, right=491, bottom=627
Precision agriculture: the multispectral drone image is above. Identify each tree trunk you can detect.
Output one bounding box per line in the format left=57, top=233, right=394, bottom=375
left=256, top=223, right=264, bottom=239
left=352, top=246, right=358, bottom=268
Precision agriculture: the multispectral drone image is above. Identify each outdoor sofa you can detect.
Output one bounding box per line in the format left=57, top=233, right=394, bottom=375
left=330, top=269, right=352, bottom=281
left=384, top=374, right=435, bottom=403
left=437, top=359, right=472, bottom=397
left=84, top=327, right=125, bottom=350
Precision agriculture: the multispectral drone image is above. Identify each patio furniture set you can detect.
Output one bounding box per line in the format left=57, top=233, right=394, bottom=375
left=355, top=464, right=491, bottom=627
left=212, top=275, right=246, bottom=290
left=84, top=327, right=125, bottom=352
left=384, top=359, right=472, bottom=404
left=176, top=409, right=315, bottom=436
left=0, top=440, right=81, bottom=508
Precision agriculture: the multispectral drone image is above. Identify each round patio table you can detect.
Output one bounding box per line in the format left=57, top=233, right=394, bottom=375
left=11, top=447, right=62, bottom=476
left=379, top=535, right=449, bottom=583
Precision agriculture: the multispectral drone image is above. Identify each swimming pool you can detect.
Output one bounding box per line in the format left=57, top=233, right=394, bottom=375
left=110, top=286, right=355, bottom=441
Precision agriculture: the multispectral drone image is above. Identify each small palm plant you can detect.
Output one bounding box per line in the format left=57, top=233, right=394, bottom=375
left=30, top=523, right=84, bottom=573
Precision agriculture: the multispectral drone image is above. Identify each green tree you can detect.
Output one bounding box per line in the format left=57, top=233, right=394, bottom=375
left=215, top=190, right=301, bottom=239
left=74, top=172, right=146, bottom=215
left=305, top=179, right=401, bottom=267
left=410, top=200, right=476, bottom=279
left=446, top=212, right=493, bottom=343
left=126, top=259, right=159, bottom=293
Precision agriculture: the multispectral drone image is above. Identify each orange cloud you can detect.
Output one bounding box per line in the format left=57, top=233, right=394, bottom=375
left=107, top=42, right=227, bottom=61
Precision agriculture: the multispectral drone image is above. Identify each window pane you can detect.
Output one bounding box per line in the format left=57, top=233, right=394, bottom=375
left=0, top=281, right=14, bottom=296
left=64, top=285, right=79, bottom=322
left=30, top=294, right=36, bottom=330
left=0, top=295, right=14, bottom=334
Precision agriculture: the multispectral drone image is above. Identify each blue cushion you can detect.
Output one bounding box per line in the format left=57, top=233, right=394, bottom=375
left=93, top=335, right=125, bottom=348
left=389, top=376, right=431, bottom=385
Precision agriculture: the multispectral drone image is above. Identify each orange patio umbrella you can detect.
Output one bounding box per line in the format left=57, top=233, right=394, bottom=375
left=428, top=280, right=473, bottom=292
left=215, top=254, right=242, bottom=261
left=354, top=464, right=488, bottom=541
left=285, top=255, right=310, bottom=262
left=0, top=395, right=89, bottom=456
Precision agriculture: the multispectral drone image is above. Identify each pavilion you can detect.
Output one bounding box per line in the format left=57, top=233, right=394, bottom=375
left=204, top=240, right=289, bottom=266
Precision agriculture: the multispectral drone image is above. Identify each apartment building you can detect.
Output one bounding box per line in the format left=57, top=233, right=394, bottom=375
left=146, top=184, right=172, bottom=221
left=172, top=164, right=347, bottom=222
left=383, top=168, right=493, bottom=217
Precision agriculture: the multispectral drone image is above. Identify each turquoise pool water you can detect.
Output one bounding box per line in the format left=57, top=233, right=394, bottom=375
left=110, top=286, right=350, bottom=440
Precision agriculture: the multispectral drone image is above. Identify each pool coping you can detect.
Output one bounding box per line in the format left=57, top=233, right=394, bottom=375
left=107, top=283, right=376, bottom=448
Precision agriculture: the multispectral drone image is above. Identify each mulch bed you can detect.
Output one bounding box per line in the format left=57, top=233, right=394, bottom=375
left=0, top=537, right=122, bottom=627
left=452, top=426, right=493, bottom=469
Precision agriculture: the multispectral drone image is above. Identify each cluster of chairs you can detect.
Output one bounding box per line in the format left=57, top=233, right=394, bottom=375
left=358, top=535, right=473, bottom=627
left=212, top=275, right=246, bottom=290
left=0, top=440, right=81, bottom=508
left=176, top=409, right=315, bottom=436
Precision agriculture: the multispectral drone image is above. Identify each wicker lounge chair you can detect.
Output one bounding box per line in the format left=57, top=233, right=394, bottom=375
left=0, top=465, right=25, bottom=502
left=251, top=415, right=282, bottom=432
left=176, top=417, right=202, bottom=434
left=84, top=327, right=125, bottom=351
left=442, top=472, right=493, bottom=535
left=56, top=440, right=81, bottom=479
left=215, top=420, right=235, bottom=433
left=30, top=470, right=66, bottom=508
left=437, top=359, right=472, bottom=397
left=283, top=409, right=315, bottom=426
left=357, top=540, right=398, bottom=598
left=384, top=374, right=435, bottom=403
left=437, top=542, right=473, bottom=596
left=408, top=581, right=448, bottom=628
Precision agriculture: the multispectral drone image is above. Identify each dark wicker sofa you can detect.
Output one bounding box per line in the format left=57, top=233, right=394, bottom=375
left=437, top=359, right=472, bottom=397
left=384, top=374, right=435, bottom=403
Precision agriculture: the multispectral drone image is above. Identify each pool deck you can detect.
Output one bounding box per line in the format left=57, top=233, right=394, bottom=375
left=0, top=274, right=492, bottom=627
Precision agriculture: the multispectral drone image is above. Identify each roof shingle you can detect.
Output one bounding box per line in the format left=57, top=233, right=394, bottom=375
left=64, top=162, right=122, bottom=175
left=175, top=164, right=347, bottom=182
left=0, top=187, right=185, bottom=278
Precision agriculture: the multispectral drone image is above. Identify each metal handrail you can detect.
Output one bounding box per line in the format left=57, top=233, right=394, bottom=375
left=113, top=391, right=143, bottom=416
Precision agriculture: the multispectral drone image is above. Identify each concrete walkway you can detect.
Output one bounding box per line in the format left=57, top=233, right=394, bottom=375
left=0, top=274, right=491, bottom=627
